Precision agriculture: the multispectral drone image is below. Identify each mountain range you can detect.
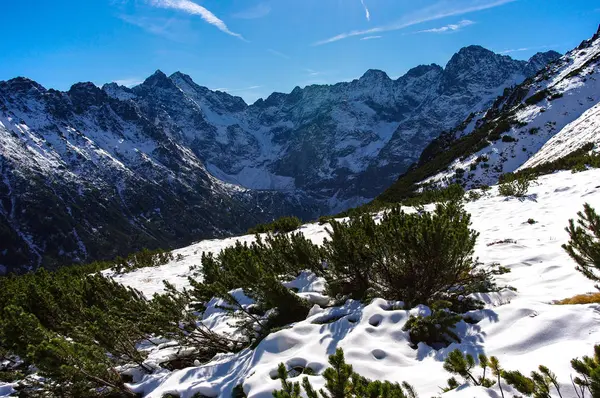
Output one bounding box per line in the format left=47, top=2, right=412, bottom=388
left=0, top=43, right=563, bottom=273
left=379, top=25, right=600, bottom=202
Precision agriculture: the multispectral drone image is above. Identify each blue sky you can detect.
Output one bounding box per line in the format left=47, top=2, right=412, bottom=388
left=1, top=0, right=598, bottom=104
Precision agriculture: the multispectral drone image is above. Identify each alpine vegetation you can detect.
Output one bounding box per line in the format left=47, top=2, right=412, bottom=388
left=563, top=203, right=600, bottom=288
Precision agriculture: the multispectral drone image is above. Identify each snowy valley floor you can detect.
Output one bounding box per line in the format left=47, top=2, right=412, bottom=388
left=101, top=169, right=600, bottom=397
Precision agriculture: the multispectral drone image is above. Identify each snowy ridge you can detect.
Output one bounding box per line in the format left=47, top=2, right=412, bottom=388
left=420, top=26, right=600, bottom=188
left=521, top=101, right=600, bottom=169
left=107, top=168, right=600, bottom=398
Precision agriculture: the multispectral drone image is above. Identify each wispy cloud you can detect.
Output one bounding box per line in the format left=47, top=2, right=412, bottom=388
left=314, top=0, right=516, bottom=45
left=148, top=0, right=245, bottom=40
left=119, top=14, right=183, bottom=40
left=360, top=0, right=371, bottom=22
left=498, top=44, right=554, bottom=54
left=232, top=3, right=271, bottom=19
left=305, top=68, right=323, bottom=76
left=215, top=85, right=263, bottom=93
left=414, top=19, right=474, bottom=34
left=360, top=35, right=382, bottom=40
left=267, top=49, right=290, bottom=59
left=114, top=78, right=144, bottom=87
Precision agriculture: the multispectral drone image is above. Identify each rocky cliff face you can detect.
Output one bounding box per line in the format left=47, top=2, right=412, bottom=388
left=0, top=46, right=560, bottom=273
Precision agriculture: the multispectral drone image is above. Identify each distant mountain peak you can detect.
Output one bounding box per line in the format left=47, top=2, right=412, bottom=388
left=169, top=71, right=194, bottom=85
left=360, top=69, right=390, bottom=81
left=140, top=69, right=175, bottom=89
left=403, top=64, right=443, bottom=79
left=2, top=76, right=46, bottom=94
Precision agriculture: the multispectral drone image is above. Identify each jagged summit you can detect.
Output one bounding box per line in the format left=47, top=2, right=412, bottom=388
left=360, top=69, right=391, bottom=81
left=140, top=69, right=174, bottom=89
left=1, top=76, right=46, bottom=93
left=402, top=64, right=443, bottom=79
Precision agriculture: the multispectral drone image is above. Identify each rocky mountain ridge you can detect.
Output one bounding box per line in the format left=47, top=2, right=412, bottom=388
left=399, top=26, right=600, bottom=193
left=0, top=46, right=560, bottom=273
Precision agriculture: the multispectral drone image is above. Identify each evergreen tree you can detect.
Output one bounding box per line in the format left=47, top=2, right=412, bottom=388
left=323, top=201, right=485, bottom=308
left=402, top=301, right=462, bottom=348
left=442, top=350, right=495, bottom=389
left=273, top=348, right=417, bottom=398
left=571, top=345, right=600, bottom=398
left=188, top=237, right=313, bottom=345
left=563, top=204, right=600, bottom=288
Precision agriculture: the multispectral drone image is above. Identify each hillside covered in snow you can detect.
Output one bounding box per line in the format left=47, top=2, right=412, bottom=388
left=2, top=166, right=597, bottom=398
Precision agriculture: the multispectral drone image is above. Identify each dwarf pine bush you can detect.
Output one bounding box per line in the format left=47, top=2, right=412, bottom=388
left=248, top=216, right=302, bottom=234
left=402, top=301, right=462, bottom=348
left=443, top=350, right=496, bottom=389
left=188, top=233, right=321, bottom=344
left=0, top=271, right=151, bottom=396
left=498, top=173, right=535, bottom=197
left=324, top=201, right=486, bottom=308
left=563, top=204, right=600, bottom=288
left=273, top=348, right=418, bottom=398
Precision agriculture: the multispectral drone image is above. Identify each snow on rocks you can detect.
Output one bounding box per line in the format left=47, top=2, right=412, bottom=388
left=101, top=168, right=600, bottom=398
left=521, top=101, right=600, bottom=169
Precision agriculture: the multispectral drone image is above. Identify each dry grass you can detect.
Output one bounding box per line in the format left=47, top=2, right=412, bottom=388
left=556, top=292, right=600, bottom=305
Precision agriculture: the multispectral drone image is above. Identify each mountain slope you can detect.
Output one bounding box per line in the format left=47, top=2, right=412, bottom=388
left=0, top=79, right=318, bottom=274
left=0, top=46, right=560, bottom=273
left=106, top=168, right=600, bottom=398
left=379, top=26, right=600, bottom=202
left=521, top=101, right=600, bottom=169
left=111, top=48, right=557, bottom=207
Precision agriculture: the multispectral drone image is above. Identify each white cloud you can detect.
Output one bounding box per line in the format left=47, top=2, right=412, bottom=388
left=360, top=0, right=371, bottom=22
left=219, top=85, right=263, bottom=93
left=267, top=49, right=290, bottom=59
left=119, top=14, right=183, bottom=40
left=498, top=44, right=554, bottom=54
left=314, top=0, right=516, bottom=45
left=114, top=78, right=144, bottom=87
left=232, top=3, right=271, bottom=19
left=148, top=0, right=245, bottom=40
left=414, top=19, right=474, bottom=34
left=360, top=35, right=382, bottom=40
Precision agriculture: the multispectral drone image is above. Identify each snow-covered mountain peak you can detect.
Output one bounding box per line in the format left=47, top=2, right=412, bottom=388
left=524, top=50, right=562, bottom=76
left=0, top=42, right=563, bottom=273
left=68, top=82, right=108, bottom=109
left=406, top=27, right=599, bottom=194
left=1, top=77, right=46, bottom=95
left=102, top=82, right=136, bottom=101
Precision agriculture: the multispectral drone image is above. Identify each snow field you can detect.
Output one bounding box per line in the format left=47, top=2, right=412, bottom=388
left=111, top=168, right=600, bottom=398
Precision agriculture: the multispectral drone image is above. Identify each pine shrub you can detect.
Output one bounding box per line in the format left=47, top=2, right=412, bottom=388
left=403, top=302, right=462, bottom=348
left=248, top=216, right=302, bottom=234
left=188, top=234, right=318, bottom=344
left=443, top=350, right=496, bottom=390
left=571, top=345, right=600, bottom=397
left=324, top=201, right=486, bottom=308
left=498, top=173, right=535, bottom=197
left=322, top=215, right=379, bottom=300
left=563, top=204, right=600, bottom=288
left=272, top=348, right=418, bottom=398
left=402, top=184, right=465, bottom=207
